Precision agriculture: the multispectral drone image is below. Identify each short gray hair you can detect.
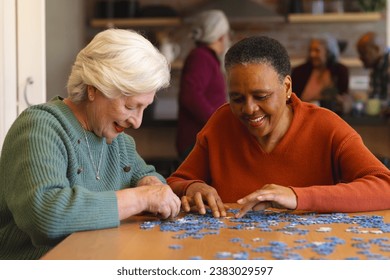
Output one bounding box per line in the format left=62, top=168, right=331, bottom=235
left=67, top=29, right=170, bottom=102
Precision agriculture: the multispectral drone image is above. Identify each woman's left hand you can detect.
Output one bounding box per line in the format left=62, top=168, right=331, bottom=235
left=235, top=184, right=297, bottom=218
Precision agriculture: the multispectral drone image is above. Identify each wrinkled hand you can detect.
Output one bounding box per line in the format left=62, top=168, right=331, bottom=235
left=137, top=176, right=164, bottom=186
left=236, top=184, right=297, bottom=218
left=137, top=184, right=181, bottom=219
left=182, top=182, right=226, bottom=218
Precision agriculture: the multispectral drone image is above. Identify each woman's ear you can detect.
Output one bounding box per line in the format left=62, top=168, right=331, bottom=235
left=87, top=85, right=96, bottom=101
left=284, top=75, right=292, bottom=100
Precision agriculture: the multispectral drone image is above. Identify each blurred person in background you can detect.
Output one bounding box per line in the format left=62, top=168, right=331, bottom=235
left=176, top=9, right=231, bottom=160
left=292, top=34, right=349, bottom=114
left=357, top=31, right=390, bottom=117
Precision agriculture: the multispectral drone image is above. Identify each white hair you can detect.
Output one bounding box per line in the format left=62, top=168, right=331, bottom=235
left=191, top=10, right=230, bottom=44
left=67, top=29, right=170, bottom=102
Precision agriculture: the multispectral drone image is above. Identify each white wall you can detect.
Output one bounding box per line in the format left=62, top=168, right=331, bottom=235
left=46, top=0, right=86, bottom=100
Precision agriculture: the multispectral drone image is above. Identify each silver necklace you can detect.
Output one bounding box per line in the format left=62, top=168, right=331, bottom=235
left=83, top=129, right=104, bottom=180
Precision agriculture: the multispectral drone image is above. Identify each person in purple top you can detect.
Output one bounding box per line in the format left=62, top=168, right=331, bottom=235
left=176, top=10, right=231, bottom=160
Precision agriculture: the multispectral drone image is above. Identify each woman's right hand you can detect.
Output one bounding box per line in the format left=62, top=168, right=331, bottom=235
left=116, top=184, right=181, bottom=220
left=181, top=182, right=226, bottom=218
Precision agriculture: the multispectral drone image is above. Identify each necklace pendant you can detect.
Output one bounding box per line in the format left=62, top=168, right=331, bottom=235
left=83, top=129, right=104, bottom=181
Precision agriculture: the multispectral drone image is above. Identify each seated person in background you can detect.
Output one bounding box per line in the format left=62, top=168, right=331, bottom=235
left=0, top=29, right=180, bottom=260
left=356, top=31, right=390, bottom=117
left=176, top=10, right=230, bottom=160
left=167, top=36, right=390, bottom=219
left=292, top=34, right=349, bottom=114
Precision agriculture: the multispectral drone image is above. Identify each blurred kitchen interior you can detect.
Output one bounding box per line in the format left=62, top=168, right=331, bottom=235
left=46, top=0, right=390, bottom=174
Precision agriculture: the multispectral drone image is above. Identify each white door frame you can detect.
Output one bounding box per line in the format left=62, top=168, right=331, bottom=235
left=17, top=0, right=46, bottom=112
left=0, top=0, right=46, bottom=150
left=0, top=0, right=17, bottom=150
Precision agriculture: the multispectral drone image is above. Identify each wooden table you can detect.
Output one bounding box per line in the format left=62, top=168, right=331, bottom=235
left=41, top=206, right=390, bottom=260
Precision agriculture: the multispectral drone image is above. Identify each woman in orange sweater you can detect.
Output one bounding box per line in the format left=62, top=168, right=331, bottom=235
left=167, top=36, right=390, bottom=219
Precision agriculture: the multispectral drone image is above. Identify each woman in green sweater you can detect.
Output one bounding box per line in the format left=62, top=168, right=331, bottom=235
left=0, top=29, right=180, bottom=259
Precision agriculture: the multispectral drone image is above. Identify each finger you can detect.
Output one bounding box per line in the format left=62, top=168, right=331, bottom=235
left=159, top=206, right=171, bottom=220
left=165, top=200, right=178, bottom=219
left=235, top=201, right=258, bottom=219
left=174, top=195, right=181, bottom=213
left=170, top=204, right=179, bottom=218
left=205, top=193, right=221, bottom=218
left=237, top=192, right=261, bottom=205
left=215, top=197, right=227, bottom=217
left=175, top=195, right=182, bottom=215
left=217, top=200, right=227, bottom=217
left=256, top=192, right=276, bottom=202
left=194, top=192, right=206, bottom=215
left=181, top=196, right=191, bottom=212
left=170, top=200, right=179, bottom=218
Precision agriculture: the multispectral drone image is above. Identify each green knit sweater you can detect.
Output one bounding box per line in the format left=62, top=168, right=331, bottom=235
left=0, top=97, right=164, bottom=259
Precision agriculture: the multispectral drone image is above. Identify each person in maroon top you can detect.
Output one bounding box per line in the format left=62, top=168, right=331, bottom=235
left=176, top=10, right=230, bottom=160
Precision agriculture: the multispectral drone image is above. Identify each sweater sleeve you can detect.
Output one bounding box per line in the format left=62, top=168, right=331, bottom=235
left=292, top=134, right=390, bottom=212
left=1, top=109, right=119, bottom=247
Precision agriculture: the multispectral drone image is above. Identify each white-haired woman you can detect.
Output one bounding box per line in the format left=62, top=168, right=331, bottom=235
left=292, top=34, right=349, bottom=113
left=176, top=9, right=231, bottom=160
left=0, top=29, right=181, bottom=260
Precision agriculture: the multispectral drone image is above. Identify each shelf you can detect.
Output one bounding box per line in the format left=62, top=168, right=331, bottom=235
left=288, top=12, right=382, bottom=23
left=90, top=17, right=182, bottom=28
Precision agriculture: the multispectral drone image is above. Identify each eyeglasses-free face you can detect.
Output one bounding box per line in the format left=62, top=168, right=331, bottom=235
left=86, top=87, right=155, bottom=143
left=228, top=63, right=292, bottom=151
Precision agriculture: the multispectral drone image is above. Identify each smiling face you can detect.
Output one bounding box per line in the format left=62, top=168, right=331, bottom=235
left=86, top=87, right=155, bottom=143
left=228, top=63, right=293, bottom=150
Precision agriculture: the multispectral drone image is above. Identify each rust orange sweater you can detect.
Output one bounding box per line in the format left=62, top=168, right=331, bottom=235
left=168, top=94, right=390, bottom=213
